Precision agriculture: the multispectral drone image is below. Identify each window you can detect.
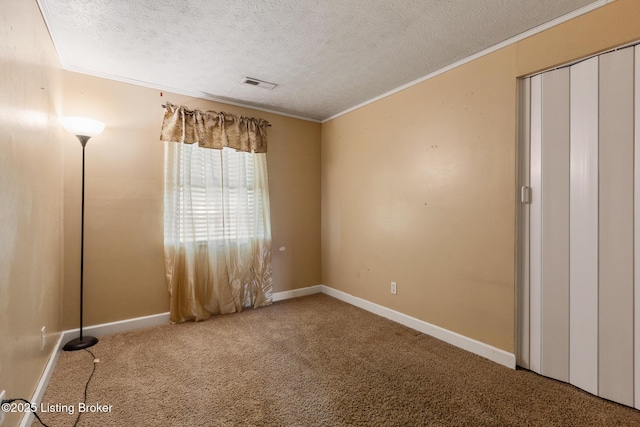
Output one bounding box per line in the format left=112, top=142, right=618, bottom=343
left=164, top=143, right=270, bottom=245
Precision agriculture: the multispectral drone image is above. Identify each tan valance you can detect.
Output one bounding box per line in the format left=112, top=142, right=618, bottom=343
left=160, top=102, right=270, bottom=153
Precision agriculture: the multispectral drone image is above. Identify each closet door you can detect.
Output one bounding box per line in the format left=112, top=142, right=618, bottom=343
left=521, top=46, right=638, bottom=408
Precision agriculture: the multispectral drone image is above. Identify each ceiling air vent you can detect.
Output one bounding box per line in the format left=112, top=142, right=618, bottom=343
left=242, top=77, right=277, bottom=90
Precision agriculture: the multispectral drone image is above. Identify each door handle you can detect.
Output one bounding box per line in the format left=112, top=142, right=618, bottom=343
left=521, top=186, right=531, bottom=204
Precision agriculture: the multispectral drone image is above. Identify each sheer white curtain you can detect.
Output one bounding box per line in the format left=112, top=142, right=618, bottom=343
left=163, top=139, right=272, bottom=322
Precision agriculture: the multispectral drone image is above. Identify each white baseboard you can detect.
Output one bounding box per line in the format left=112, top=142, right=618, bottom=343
left=60, top=312, right=171, bottom=345
left=50, top=285, right=515, bottom=372
left=53, top=289, right=319, bottom=353
left=58, top=286, right=514, bottom=370
left=19, top=333, right=64, bottom=427
left=272, top=285, right=322, bottom=301
left=23, top=283, right=514, bottom=425
left=320, top=285, right=516, bottom=369
left=20, top=312, right=170, bottom=426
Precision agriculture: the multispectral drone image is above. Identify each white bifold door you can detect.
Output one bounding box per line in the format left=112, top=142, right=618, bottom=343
left=518, top=45, right=640, bottom=408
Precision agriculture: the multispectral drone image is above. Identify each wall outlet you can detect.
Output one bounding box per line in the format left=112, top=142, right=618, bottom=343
left=40, top=326, right=46, bottom=352
left=0, top=389, right=6, bottom=425
left=391, top=281, right=397, bottom=295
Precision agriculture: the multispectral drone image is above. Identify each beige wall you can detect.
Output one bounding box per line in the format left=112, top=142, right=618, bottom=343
left=62, top=73, right=322, bottom=329
left=321, top=0, right=640, bottom=353
left=0, top=0, right=64, bottom=425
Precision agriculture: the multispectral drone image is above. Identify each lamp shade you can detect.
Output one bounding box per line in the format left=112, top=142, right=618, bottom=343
left=60, top=116, right=105, bottom=138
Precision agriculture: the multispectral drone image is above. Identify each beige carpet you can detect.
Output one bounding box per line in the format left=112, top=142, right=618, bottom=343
left=37, top=294, right=640, bottom=426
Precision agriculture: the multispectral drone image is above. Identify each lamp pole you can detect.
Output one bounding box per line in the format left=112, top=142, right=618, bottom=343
left=60, top=118, right=103, bottom=351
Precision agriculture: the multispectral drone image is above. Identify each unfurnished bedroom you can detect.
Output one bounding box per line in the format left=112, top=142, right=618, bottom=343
left=2, top=0, right=640, bottom=426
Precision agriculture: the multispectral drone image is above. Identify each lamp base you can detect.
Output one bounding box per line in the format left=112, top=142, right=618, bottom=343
left=63, top=336, right=98, bottom=352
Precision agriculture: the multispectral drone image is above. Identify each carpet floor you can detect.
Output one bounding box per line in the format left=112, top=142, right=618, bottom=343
left=36, top=294, right=640, bottom=426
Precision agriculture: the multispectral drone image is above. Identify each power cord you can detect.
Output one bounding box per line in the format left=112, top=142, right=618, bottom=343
left=73, top=349, right=97, bottom=427
left=0, top=398, right=50, bottom=427
left=0, top=348, right=98, bottom=427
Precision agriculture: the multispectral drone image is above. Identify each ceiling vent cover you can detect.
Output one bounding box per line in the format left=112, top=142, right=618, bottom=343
left=242, top=77, right=277, bottom=90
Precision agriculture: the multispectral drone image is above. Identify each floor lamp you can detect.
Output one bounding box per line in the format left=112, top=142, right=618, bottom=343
left=60, top=116, right=105, bottom=352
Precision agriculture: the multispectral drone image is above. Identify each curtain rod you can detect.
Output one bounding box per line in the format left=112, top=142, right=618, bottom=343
left=161, top=104, right=272, bottom=126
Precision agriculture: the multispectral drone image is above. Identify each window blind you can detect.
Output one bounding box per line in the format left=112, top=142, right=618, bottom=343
left=176, top=145, right=262, bottom=243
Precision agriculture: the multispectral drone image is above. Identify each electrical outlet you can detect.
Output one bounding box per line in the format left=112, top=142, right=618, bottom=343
left=41, top=326, right=46, bottom=352
left=0, top=389, right=6, bottom=425
left=391, top=281, right=397, bottom=295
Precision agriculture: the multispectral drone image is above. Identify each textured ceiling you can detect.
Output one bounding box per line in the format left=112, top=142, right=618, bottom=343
left=38, top=0, right=601, bottom=121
